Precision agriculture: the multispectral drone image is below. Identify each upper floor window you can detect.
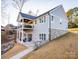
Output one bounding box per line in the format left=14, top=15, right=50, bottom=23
left=42, top=19, right=43, bottom=23
left=51, top=16, right=53, bottom=21
left=39, top=18, right=42, bottom=23
left=44, top=16, right=46, bottom=22
left=39, top=16, right=46, bottom=23
left=60, top=19, right=62, bottom=24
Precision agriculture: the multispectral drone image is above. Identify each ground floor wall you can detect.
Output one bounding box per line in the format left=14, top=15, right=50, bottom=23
left=51, top=29, right=68, bottom=40
left=17, top=28, right=68, bottom=48
left=32, top=28, right=68, bottom=48
left=16, top=29, right=35, bottom=47
left=32, top=29, right=49, bottom=47
left=17, top=29, right=33, bottom=42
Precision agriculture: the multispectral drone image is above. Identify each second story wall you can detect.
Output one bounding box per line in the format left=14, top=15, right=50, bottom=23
left=34, top=14, right=49, bottom=33
left=49, top=5, right=68, bottom=30
left=32, top=14, right=49, bottom=41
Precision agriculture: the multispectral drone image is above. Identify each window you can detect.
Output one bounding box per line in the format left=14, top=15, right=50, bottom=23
left=51, top=16, right=53, bottom=21
left=44, top=34, right=46, bottom=40
left=39, top=34, right=46, bottom=40
left=60, top=19, right=62, bottom=24
left=60, top=22, right=62, bottom=24
left=39, top=34, right=41, bottom=39
left=39, top=16, right=46, bottom=23
left=44, top=16, right=46, bottom=22
left=39, top=18, right=42, bottom=23
left=42, top=20, right=43, bottom=23
left=41, top=34, right=43, bottom=40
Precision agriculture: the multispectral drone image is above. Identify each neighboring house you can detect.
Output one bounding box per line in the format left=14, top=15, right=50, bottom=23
left=5, top=24, right=16, bottom=42
left=1, top=24, right=16, bottom=54
left=17, top=5, right=68, bottom=47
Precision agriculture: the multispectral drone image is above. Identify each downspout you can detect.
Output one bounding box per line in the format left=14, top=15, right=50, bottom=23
left=48, top=12, right=51, bottom=41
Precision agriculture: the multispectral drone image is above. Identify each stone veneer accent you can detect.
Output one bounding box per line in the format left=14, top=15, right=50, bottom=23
left=51, top=29, right=68, bottom=40
left=34, top=29, right=68, bottom=48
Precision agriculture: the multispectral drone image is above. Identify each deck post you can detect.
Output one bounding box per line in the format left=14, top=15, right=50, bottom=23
left=22, top=19, right=24, bottom=42
left=18, top=22, right=20, bottom=42
left=17, top=22, right=19, bottom=42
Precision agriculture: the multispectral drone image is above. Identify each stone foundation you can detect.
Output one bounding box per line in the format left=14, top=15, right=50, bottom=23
left=33, top=29, right=68, bottom=48
left=51, top=29, right=68, bottom=40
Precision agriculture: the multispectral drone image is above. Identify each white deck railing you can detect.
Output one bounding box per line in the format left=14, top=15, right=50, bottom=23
left=18, top=23, right=34, bottom=29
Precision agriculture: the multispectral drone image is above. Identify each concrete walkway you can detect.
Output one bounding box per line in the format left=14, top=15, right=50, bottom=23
left=1, top=43, right=27, bottom=59
left=10, top=47, right=35, bottom=59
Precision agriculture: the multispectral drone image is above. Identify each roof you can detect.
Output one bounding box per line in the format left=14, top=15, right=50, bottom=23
left=20, top=5, right=63, bottom=19
left=36, top=5, right=63, bottom=18
left=20, top=12, right=36, bottom=19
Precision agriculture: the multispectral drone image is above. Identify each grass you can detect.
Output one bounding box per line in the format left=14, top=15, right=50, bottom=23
left=68, top=28, right=78, bottom=33
left=22, top=28, right=78, bottom=59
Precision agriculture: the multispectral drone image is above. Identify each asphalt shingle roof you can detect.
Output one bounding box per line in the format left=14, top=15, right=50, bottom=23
left=20, top=12, right=36, bottom=19
left=20, top=5, right=62, bottom=19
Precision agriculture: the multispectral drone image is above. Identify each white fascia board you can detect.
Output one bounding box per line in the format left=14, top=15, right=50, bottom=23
left=23, top=17, right=34, bottom=21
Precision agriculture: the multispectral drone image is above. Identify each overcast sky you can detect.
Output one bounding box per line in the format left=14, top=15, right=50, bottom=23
left=1, top=0, right=78, bottom=26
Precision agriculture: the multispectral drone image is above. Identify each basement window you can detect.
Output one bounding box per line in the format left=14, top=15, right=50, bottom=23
left=39, top=34, right=46, bottom=40
left=42, top=34, right=43, bottom=40
left=44, top=34, right=46, bottom=40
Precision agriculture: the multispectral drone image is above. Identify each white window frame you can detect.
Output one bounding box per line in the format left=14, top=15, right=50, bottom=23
left=39, top=34, right=46, bottom=40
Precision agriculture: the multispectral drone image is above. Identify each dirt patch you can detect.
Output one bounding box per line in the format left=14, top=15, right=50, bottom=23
left=22, top=32, right=78, bottom=59
left=1, top=43, right=27, bottom=59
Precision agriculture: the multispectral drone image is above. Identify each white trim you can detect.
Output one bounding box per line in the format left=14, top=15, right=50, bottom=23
left=21, top=19, right=24, bottom=41
left=23, top=17, right=34, bottom=21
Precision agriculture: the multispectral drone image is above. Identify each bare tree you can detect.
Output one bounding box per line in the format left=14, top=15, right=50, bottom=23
left=12, top=0, right=28, bottom=12
left=1, top=0, right=8, bottom=15
left=36, top=9, right=39, bottom=16
left=12, top=0, right=28, bottom=22
left=1, top=0, right=10, bottom=25
left=12, top=0, right=28, bottom=43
